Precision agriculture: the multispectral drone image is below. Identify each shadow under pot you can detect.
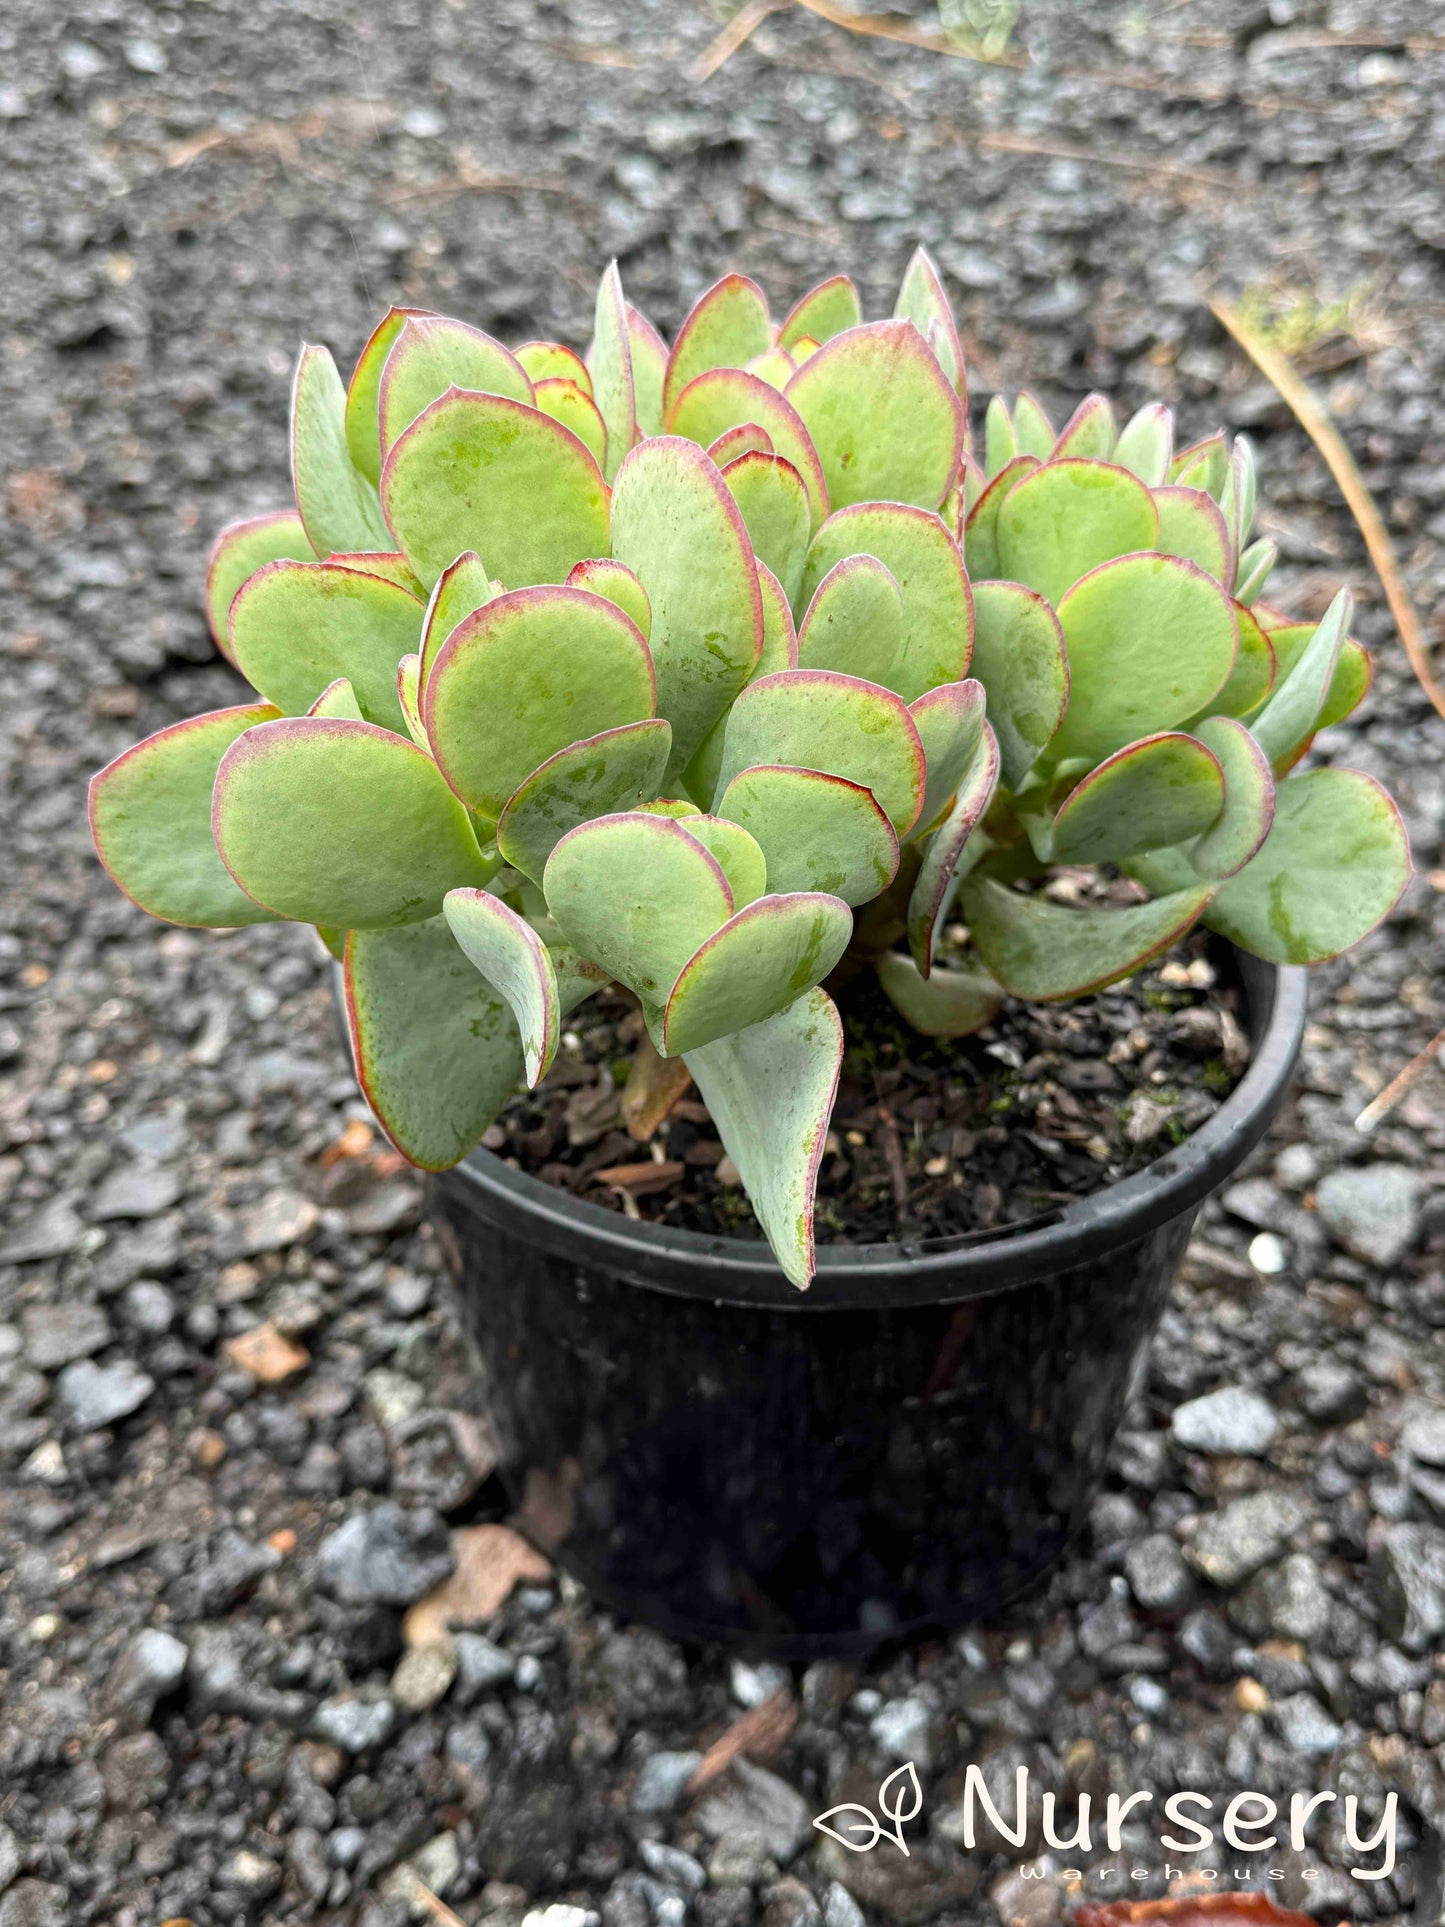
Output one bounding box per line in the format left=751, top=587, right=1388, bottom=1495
left=428, top=946, right=1307, bottom=1657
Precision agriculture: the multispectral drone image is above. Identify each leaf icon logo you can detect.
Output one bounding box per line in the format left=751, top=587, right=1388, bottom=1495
left=812, top=1805, right=882, bottom=1853
left=813, top=1761, right=923, bottom=1855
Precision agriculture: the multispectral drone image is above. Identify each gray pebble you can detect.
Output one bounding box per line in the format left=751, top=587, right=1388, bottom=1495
left=20, top=1303, right=110, bottom=1370
left=1171, top=1386, right=1279, bottom=1457
left=1315, top=1163, right=1422, bottom=1267
left=313, top=1691, right=396, bottom=1754
left=1186, top=1489, right=1310, bottom=1589
left=631, top=1750, right=701, bottom=1814
left=317, top=1503, right=454, bottom=1605
left=55, top=1357, right=154, bottom=1431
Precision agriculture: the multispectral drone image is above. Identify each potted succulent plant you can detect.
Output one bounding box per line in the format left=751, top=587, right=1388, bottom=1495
left=89, top=254, right=1410, bottom=1652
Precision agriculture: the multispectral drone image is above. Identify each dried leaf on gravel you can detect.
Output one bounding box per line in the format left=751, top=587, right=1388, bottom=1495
left=222, top=1322, right=310, bottom=1384
left=1076, top=1896, right=1318, bottom=1927
left=687, top=1686, right=799, bottom=1793
left=402, top=1524, right=551, bottom=1649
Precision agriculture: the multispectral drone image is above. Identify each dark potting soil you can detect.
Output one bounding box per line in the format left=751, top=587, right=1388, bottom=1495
left=486, top=927, right=1251, bottom=1247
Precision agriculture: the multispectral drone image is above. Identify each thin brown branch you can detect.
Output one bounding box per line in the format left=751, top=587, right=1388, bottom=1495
left=412, top=1886, right=467, bottom=1927
left=877, top=1105, right=911, bottom=1217
left=686, top=1688, right=800, bottom=1794
left=977, top=128, right=1239, bottom=190
left=1211, top=299, right=1445, bottom=723
left=693, top=0, right=789, bottom=81
left=791, top=0, right=1029, bottom=68
left=1355, top=1027, right=1445, bottom=1133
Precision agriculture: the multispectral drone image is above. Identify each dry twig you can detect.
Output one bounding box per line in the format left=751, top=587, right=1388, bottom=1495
left=1212, top=299, right=1445, bottom=723
left=1355, top=1027, right=1445, bottom=1133
left=412, top=1888, right=467, bottom=1927
left=977, top=128, right=1238, bottom=190
left=693, top=0, right=790, bottom=80
left=686, top=1688, right=800, bottom=1794
left=791, top=0, right=1028, bottom=68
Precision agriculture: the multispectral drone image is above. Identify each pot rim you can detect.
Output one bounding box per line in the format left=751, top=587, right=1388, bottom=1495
left=436, top=947, right=1308, bottom=1310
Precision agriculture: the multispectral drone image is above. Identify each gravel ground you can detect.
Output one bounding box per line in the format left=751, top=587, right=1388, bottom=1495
left=3, top=1, right=1445, bottom=1922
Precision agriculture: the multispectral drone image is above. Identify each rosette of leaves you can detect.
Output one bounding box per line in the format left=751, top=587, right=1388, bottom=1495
left=89, top=253, right=1411, bottom=1288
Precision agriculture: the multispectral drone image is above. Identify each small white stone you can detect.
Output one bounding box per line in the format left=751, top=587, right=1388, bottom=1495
left=1248, top=1231, right=1288, bottom=1274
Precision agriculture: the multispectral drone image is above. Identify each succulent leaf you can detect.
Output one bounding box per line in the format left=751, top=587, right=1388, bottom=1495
left=894, top=246, right=967, bottom=400
left=1316, top=638, right=1372, bottom=730
left=1113, top=402, right=1174, bottom=486
left=1051, top=732, right=1225, bottom=866
left=1183, top=715, right=1275, bottom=879
left=995, top=458, right=1159, bottom=608
left=213, top=717, right=493, bottom=928
left=667, top=367, right=829, bottom=530
left=1048, top=554, right=1238, bottom=765
left=1247, top=587, right=1351, bottom=770
left=962, top=876, right=1216, bottom=1000
left=533, top=377, right=609, bottom=469
left=717, top=764, right=898, bottom=905
left=1011, top=392, right=1055, bottom=459
left=1169, top=431, right=1227, bottom=495
left=543, top=810, right=734, bottom=1003
left=565, top=557, right=653, bottom=639
left=1154, top=484, right=1233, bottom=581
left=663, top=272, right=773, bottom=419
left=962, top=453, right=1039, bottom=578
left=395, top=657, right=427, bottom=745
left=345, top=308, right=431, bottom=484
left=907, top=720, right=1000, bottom=976
left=715, top=669, right=926, bottom=837
left=709, top=423, right=774, bottom=465
left=984, top=395, right=1017, bottom=477
left=587, top=261, right=637, bottom=481
left=344, top=916, right=524, bottom=1170
left=799, top=502, right=972, bottom=700
left=89, top=705, right=282, bottom=929
left=1234, top=536, right=1277, bottom=604
left=876, top=953, right=1004, bottom=1037
left=968, top=580, right=1069, bottom=790
left=378, top=316, right=533, bottom=460
left=229, top=559, right=425, bottom=733
left=496, top=718, right=673, bottom=885
left=678, top=814, right=768, bottom=910
left=722, top=452, right=812, bottom=606
left=1052, top=394, right=1116, bottom=462
left=662, top=892, right=852, bottom=1056
left=1202, top=768, right=1410, bottom=964
left=1191, top=599, right=1276, bottom=723
left=292, top=342, right=393, bottom=556
left=424, top=585, right=656, bottom=820
left=380, top=389, right=610, bottom=592
left=515, top=340, right=594, bottom=393
left=785, top=320, right=963, bottom=513
left=626, top=304, right=668, bottom=438
left=417, top=551, right=495, bottom=693
left=307, top=677, right=366, bottom=722
left=908, top=678, right=987, bottom=835
left=747, top=346, right=797, bottom=390
left=443, top=887, right=560, bottom=1087
left=205, top=510, right=316, bottom=659
left=780, top=275, right=862, bottom=351
left=796, top=554, right=905, bottom=686
left=756, top=561, right=800, bottom=675
left=682, top=987, right=844, bottom=1290
left=608, top=436, right=764, bottom=781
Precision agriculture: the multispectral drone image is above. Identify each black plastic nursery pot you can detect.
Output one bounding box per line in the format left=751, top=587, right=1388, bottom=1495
left=428, top=949, right=1308, bottom=1657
